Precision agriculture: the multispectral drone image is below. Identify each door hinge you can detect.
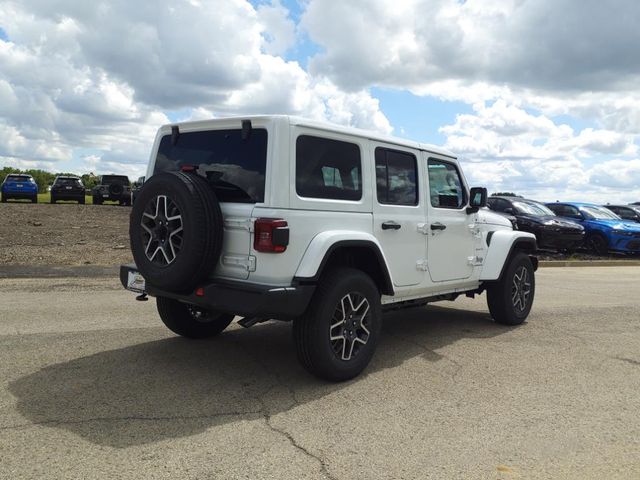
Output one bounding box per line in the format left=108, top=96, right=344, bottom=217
left=224, top=218, right=253, bottom=232
left=417, top=223, right=430, bottom=235
left=468, top=223, right=481, bottom=238
left=416, top=259, right=429, bottom=271
left=467, top=255, right=484, bottom=266
left=222, top=255, right=257, bottom=272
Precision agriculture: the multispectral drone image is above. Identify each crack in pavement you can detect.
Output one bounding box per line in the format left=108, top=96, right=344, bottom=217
left=614, top=356, right=640, bottom=366
left=232, top=335, right=338, bottom=480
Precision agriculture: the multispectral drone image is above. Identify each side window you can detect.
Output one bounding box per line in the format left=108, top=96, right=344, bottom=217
left=565, top=206, right=581, bottom=218
left=618, top=208, right=634, bottom=220
left=375, top=148, right=418, bottom=206
left=488, top=198, right=508, bottom=212
left=296, top=135, right=362, bottom=201
left=428, top=159, right=466, bottom=209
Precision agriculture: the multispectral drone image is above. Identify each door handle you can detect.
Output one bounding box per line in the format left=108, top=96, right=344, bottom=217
left=430, top=222, right=447, bottom=231
left=382, top=221, right=401, bottom=230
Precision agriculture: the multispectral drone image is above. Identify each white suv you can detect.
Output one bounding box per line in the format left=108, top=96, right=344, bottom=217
left=121, top=115, right=537, bottom=381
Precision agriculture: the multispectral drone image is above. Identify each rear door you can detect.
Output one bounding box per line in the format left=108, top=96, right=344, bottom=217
left=371, top=143, right=425, bottom=287
left=425, top=156, right=476, bottom=282
left=151, top=123, right=269, bottom=280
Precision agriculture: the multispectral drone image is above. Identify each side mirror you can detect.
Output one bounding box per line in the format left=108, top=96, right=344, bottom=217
left=504, top=207, right=515, bottom=215
left=466, top=187, right=487, bottom=214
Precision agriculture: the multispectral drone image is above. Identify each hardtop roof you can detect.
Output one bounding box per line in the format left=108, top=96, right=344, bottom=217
left=164, top=115, right=457, bottom=159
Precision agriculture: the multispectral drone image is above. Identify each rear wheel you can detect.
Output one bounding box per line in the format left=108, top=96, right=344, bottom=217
left=487, top=253, right=535, bottom=325
left=156, top=296, right=234, bottom=339
left=50, top=195, right=56, bottom=204
left=93, top=195, right=102, bottom=205
left=1, top=194, right=6, bottom=203
left=79, top=196, right=85, bottom=205
left=293, top=268, right=382, bottom=381
left=32, top=195, right=37, bottom=204
left=586, top=233, right=608, bottom=256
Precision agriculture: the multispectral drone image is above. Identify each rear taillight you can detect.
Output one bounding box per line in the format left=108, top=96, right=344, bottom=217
left=254, top=218, right=289, bottom=253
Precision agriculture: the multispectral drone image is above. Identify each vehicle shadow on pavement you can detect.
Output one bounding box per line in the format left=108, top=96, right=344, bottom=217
left=9, top=304, right=512, bottom=448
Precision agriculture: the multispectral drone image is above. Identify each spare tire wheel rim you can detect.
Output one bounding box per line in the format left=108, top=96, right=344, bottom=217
left=140, top=195, right=184, bottom=265
left=329, top=292, right=371, bottom=361
left=511, top=265, right=531, bottom=313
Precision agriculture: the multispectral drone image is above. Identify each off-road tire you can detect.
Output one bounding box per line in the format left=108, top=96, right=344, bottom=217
left=129, top=171, right=223, bottom=292
left=157, top=296, right=234, bottom=339
left=487, top=252, right=535, bottom=326
left=93, top=195, right=102, bottom=205
left=586, top=233, right=608, bottom=256
left=79, top=196, right=85, bottom=205
left=293, top=268, right=382, bottom=381
left=50, top=196, right=56, bottom=204
left=32, top=195, right=37, bottom=204
left=0, top=194, right=5, bottom=203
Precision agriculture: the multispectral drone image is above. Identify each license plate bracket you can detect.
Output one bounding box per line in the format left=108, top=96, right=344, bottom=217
left=126, top=271, right=146, bottom=293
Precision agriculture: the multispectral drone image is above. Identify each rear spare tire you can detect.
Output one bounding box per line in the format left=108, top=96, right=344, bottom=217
left=129, top=171, right=223, bottom=292
left=109, top=183, right=124, bottom=196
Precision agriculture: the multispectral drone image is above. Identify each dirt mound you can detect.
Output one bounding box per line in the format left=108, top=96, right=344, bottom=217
left=0, top=203, right=132, bottom=266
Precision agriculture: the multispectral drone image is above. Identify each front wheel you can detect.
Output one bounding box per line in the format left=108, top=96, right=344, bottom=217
left=156, top=297, right=234, bottom=339
left=486, top=253, right=535, bottom=325
left=293, top=268, right=382, bottom=381
left=32, top=195, right=38, bottom=204
left=586, top=233, right=608, bottom=256
left=50, top=196, right=56, bottom=204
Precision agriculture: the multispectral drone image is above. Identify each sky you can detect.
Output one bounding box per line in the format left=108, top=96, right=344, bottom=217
left=1, top=0, right=639, bottom=203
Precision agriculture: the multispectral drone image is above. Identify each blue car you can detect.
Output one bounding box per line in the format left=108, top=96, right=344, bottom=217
left=1, top=174, right=39, bottom=203
left=546, top=202, right=640, bottom=255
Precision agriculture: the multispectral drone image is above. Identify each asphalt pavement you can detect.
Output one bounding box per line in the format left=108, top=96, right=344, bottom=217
left=1, top=267, right=639, bottom=479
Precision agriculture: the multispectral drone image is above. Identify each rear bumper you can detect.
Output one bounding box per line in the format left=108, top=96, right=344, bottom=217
left=2, top=190, right=36, bottom=198
left=52, top=191, right=84, bottom=200
left=119, top=264, right=315, bottom=319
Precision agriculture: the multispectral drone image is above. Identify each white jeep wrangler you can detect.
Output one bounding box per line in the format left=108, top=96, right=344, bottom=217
left=121, top=115, right=537, bottom=381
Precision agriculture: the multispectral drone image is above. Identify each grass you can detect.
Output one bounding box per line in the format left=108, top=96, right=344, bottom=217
left=36, top=193, right=94, bottom=204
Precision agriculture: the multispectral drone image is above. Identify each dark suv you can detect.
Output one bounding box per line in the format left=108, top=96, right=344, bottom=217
left=603, top=205, right=640, bottom=223
left=92, top=175, right=131, bottom=205
left=487, top=196, right=585, bottom=251
left=51, top=176, right=86, bottom=204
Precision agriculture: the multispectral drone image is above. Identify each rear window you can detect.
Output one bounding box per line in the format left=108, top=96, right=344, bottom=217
left=5, top=175, right=31, bottom=182
left=101, top=175, right=129, bottom=185
left=55, top=178, right=82, bottom=186
left=296, top=135, right=362, bottom=201
left=154, top=128, right=268, bottom=203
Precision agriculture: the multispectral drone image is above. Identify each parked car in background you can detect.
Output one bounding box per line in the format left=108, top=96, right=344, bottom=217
left=603, top=204, right=640, bottom=223
left=131, top=176, right=145, bottom=204
left=1, top=174, right=38, bottom=203
left=487, top=196, right=585, bottom=252
left=50, top=175, right=86, bottom=204
left=546, top=202, right=640, bottom=255
left=92, top=175, right=131, bottom=205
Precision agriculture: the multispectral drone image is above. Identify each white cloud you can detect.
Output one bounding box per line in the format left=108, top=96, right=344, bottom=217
left=0, top=0, right=390, bottom=178
left=257, top=0, right=297, bottom=56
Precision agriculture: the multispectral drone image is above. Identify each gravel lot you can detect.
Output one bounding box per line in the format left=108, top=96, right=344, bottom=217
left=0, top=203, right=132, bottom=266
left=1, top=267, right=639, bottom=479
